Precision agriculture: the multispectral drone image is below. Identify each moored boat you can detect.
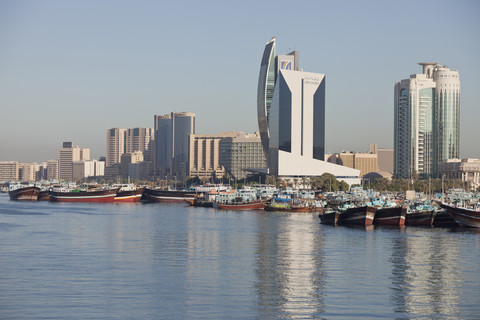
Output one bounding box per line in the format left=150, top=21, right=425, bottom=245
left=113, top=184, right=145, bottom=203
left=215, top=187, right=264, bottom=210
left=37, top=189, right=50, bottom=201
left=319, top=210, right=340, bottom=225
left=217, top=199, right=265, bottom=210
left=143, top=188, right=196, bottom=203
left=432, top=209, right=458, bottom=227
left=8, top=184, right=40, bottom=201
left=404, top=201, right=436, bottom=226
left=435, top=201, right=480, bottom=228
left=264, top=199, right=311, bottom=212
left=338, top=205, right=376, bottom=226
left=405, top=211, right=436, bottom=226
left=374, top=207, right=406, bottom=226
left=49, top=187, right=119, bottom=203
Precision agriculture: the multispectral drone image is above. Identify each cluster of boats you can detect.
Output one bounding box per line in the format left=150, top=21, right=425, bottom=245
left=7, top=183, right=146, bottom=203
left=5, top=182, right=480, bottom=228
left=318, top=189, right=480, bottom=228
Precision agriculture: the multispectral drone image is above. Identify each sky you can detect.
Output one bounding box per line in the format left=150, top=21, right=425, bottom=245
left=0, top=0, right=479, bottom=163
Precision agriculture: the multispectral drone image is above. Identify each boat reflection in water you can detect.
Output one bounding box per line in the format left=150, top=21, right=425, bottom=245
left=389, top=229, right=463, bottom=318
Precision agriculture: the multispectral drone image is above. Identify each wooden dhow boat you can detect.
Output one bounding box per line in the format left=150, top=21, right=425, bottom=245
left=8, top=184, right=40, bottom=201
left=435, top=201, right=480, bottom=228
left=49, top=187, right=119, bottom=203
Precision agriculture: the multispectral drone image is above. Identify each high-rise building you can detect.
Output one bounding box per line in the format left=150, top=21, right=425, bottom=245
left=106, top=128, right=127, bottom=167
left=47, top=160, right=59, bottom=181
left=172, top=112, right=195, bottom=179
left=257, top=37, right=300, bottom=158
left=154, top=112, right=195, bottom=179
left=126, top=128, right=154, bottom=161
left=106, top=127, right=153, bottom=171
left=220, top=132, right=267, bottom=180
left=154, top=114, right=172, bottom=177
left=58, top=143, right=90, bottom=181
left=394, top=63, right=460, bottom=178
left=257, top=38, right=360, bottom=184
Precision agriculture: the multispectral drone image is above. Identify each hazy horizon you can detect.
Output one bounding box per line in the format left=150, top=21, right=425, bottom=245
left=1, top=0, right=479, bottom=163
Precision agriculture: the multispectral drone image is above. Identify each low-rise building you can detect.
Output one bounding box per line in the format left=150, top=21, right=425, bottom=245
left=220, top=132, right=267, bottom=180
left=73, top=160, right=105, bottom=181
left=0, top=161, right=20, bottom=181
left=439, top=158, right=480, bottom=190
left=188, top=132, right=240, bottom=181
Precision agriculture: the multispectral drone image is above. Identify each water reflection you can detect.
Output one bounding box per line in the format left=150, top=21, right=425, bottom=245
left=254, top=213, right=325, bottom=319
left=389, top=229, right=462, bottom=319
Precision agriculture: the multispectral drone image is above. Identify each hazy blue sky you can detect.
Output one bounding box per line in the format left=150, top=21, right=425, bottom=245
left=1, top=0, right=479, bottom=162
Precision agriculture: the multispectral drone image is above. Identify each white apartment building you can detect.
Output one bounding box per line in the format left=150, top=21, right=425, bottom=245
left=394, top=63, right=460, bottom=178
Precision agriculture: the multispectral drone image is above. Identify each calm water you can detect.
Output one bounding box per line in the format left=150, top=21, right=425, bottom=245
left=0, top=194, right=479, bottom=319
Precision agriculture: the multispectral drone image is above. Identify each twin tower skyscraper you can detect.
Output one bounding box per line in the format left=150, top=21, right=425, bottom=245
left=257, top=37, right=359, bottom=182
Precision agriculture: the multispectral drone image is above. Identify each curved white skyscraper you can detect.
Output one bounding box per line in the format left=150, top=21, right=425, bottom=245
left=256, top=37, right=360, bottom=183
left=257, top=37, right=276, bottom=157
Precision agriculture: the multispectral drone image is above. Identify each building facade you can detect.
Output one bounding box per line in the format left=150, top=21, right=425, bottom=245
left=257, top=37, right=300, bottom=159
left=188, top=133, right=235, bottom=180
left=47, top=160, right=59, bottom=181
left=120, top=151, right=144, bottom=177
left=329, top=150, right=379, bottom=178
left=220, top=132, right=267, bottom=180
left=394, top=63, right=460, bottom=178
left=439, top=158, right=480, bottom=190
left=257, top=37, right=359, bottom=184
left=19, top=163, right=37, bottom=182
left=106, top=128, right=127, bottom=167
left=154, top=112, right=195, bottom=179
left=0, top=161, right=20, bottom=181
left=125, top=128, right=154, bottom=161
left=58, top=142, right=90, bottom=181
left=73, top=160, right=105, bottom=181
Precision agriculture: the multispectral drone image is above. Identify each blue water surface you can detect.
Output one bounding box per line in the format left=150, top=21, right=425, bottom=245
left=0, top=194, right=479, bottom=319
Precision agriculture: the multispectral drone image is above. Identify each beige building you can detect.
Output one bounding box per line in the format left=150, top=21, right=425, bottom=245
left=219, top=132, right=267, bottom=180
left=439, top=158, right=480, bottom=190
left=19, top=163, right=37, bottom=182
left=329, top=150, right=379, bottom=178
left=187, top=133, right=239, bottom=180
left=58, top=142, right=90, bottom=181
left=106, top=128, right=127, bottom=167
left=369, top=144, right=394, bottom=173
left=0, top=161, right=20, bottom=181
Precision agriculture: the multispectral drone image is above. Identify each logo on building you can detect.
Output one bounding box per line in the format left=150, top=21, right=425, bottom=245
left=280, top=60, right=292, bottom=70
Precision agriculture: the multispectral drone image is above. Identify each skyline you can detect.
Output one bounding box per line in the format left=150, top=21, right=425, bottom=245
left=1, top=0, right=479, bottom=163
